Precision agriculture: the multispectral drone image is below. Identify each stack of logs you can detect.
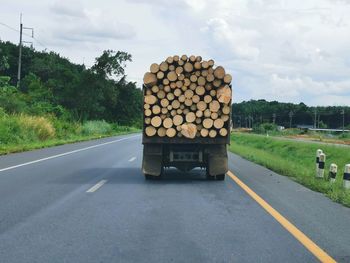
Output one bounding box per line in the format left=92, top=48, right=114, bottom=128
left=143, top=55, right=232, bottom=139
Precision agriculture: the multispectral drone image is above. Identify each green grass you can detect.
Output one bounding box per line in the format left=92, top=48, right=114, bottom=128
left=229, top=132, right=350, bottom=207
left=0, top=115, right=140, bottom=155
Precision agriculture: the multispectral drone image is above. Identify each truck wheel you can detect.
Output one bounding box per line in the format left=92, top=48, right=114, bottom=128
left=216, top=174, right=225, bottom=181
left=144, top=174, right=162, bottom=180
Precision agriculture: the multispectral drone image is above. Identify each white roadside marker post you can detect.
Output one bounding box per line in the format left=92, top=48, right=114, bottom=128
left=317, top=153, right=326, bottom=179
left=315, top=149, right=323, bottom=177
left=343, top=164, right=350, bottom=189
left=329, top=163, right=337, bottom=183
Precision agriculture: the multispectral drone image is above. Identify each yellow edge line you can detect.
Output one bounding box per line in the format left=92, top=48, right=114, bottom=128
left=227, top=171, right=336, bottom=263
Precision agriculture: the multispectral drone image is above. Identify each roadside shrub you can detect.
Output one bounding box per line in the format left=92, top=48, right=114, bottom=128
left=0, top=107, right=7, bottom=118
left=18, top=115, right=55, bottom=140
left=81, top=120, right=112, bottom=135
left=0, top=116, right=23, bottom=144
left=253, top=123, right=278, bottom=133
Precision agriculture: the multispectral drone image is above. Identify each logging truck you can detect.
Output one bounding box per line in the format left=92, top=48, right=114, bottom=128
left=142, top=55, right=232, bottom=180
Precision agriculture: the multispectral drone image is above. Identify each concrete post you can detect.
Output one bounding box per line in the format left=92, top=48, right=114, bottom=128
left=343, top=164, right=350, bottom=189
left=315, top=149, right=322, bottom=177
left=317, top=153, right=326, bottom=178
left=329, top=163, right=337, bottom=183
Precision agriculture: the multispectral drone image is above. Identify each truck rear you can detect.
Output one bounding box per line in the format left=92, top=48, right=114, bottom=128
left=142, top=55, right=232, bottom=180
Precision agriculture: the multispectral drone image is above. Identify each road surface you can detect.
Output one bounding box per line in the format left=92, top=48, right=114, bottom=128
left=0, top=134, right=349, bottom=262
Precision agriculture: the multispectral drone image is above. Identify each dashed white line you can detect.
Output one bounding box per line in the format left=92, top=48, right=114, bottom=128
left=128, top=157, right=136, bottom=162
left=86, top=180, right=108, bottom=193
left=0, top=134, right=140, bottom=173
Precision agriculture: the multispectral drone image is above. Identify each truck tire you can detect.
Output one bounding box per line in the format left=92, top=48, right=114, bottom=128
left=215, top=174, right=225, bottom=181
left=144, top=174, right=161, bottom=180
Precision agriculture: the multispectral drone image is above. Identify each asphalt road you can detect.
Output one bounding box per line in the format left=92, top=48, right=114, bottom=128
left=0, top=134, right=349, bottom=262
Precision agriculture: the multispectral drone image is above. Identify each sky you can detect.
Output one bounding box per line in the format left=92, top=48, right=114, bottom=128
left=0, top=0, right=349, bottom=106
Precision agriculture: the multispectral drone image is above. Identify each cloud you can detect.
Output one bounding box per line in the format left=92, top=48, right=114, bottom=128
left=50, top=1, right=85, bottom=18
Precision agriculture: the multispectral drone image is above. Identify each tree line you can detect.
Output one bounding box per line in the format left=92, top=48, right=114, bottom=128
left=232, top=100, right=350, bottom=129
left=0, top=41, right=142, bottom=126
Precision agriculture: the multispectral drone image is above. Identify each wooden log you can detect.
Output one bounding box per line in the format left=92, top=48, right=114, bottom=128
left=201, top=70, right=208, bottom=77
left=160, top=114, right=167, bottom=120
left=184, top=78, right=191, bottom=87
left=217, top=85, right=231, bottom=104
left=209, top=129, right=217, bottom=138
left=214, top=118, right=224, bottom=129
left=144, top=95, right=157, bottom=105
left=160, top=98, right=169, bottom=107
left=176, top=67, right=183, bottom=75
left=181, top=54, right=188, bottom=61
left=181, top=123, right=197, bottom=139
left=163, top=78, right=170, bottom=85
left=169, top=65, right=175, bottom=71
left=204, top=95, right=212, bottom=103
left=157, top=90, right=166, bottom=99
left=185, top=112, right=196, bottom=123
left=151, top=85, right=159, bottom=93
left=183, top=108, right=190, bottom=115
left=167, top=92, right=175, bottom=101
left=174, top=89, right=182, bottom=97
left=159, top=62, right=168, bottom=72
left=145, top=126, right=156, bottom=137
left=173, top=55, right=180, bottom=62
left=221, top=114, right=230, bottom=122
left=167, top=105, right=173, bottom=110
left=143, top=72, right=157, bottom=87
left=214, top=66, right=225, bottom=79
left=196, top=110, right=203, bottom=118
left=178, top=95, right=186, bottom=103
left=204, top=109, right=211, bottom=117
left=224, top=74, right=232, bottom=84
left=194, top=61, right=201, bottom=70
left=195, top=71, right=201, bottom=77
left=184, top=62, right=194, bottom=73
left=195, top=85, right=205, bottom=96
left=184, top=89, right=194, bottom=99
left=178, top=74, right=185, bottom=81
left=156, top=71, right=164, bottom=79
left=176, top=109, right=183, bottom=115
left=157, top=127, right=166, bottom=137
left=170, top=109, right=177, bottom=116
left=190, top=104, right=197, bottom=111
left=173, top=114, right=183, bottom=126
left=144, top=117, right=151, bottom=125
left=166, top=128, right=176, bottom=137
left=200, top=128, right=209, bottom=137
left=195, top=118, right=202, bottom=124
left=205, top=83, right=213, bottom=91
left=211, top=112, right=218, bottom=120
left=184, top=99, right=193, bottom=107
left=164, top=85, right=171, bottom=92
left=209, top=100, right=220, bottom=112
left=203, top=118, right=213, bottom=129
left=152, top=105, right=161, bottom=115
left=181, top=85, right=187, bottom=92
left=178, top=60, right=184, bottom=66
left=195, top=56, right=202, bottom=62
left=151, top=116, right=162, bottom=127
left=150, top=63, right=159, bottom=73
left=213, top=79, right=222, bottom=88
left=208, top=59, right=214, bottom=66
left=144, top=104, right=150, bottom=110
left=176, top=80, right=183, bottom=88
left=190, top=75, right=197, bottom=83
left=161, top=108, right=168, bottom=114
left=171, top=100, right=180, bottom=109
left=189, top=55, right=196, bottom=62
left=163, top=117, right=173, bottom=129
left=145, top=89, right=152, bottom=95
left=206, top=74, right=214, bottom=82
left=222, top=105, right=230, bottom=114
left=189, top=83, right=197, bottom=90
left=192, top=94, right=200, bottom=104
left=167, top=71, right=177, bottom=82
left=170, top=82, right=176, bottom=89
left=176, top=125, right=182, bottom=132
left=210, top=90, right=216, bottom=97
left=166, top=56, right=174, bottom=64
left=219, top=128, right=228, bottom=136
left=202, top=61, right=209, bottom=69
left=196, top=101, right=207, bottom=111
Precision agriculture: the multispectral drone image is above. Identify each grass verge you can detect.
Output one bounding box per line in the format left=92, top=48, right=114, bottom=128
left=229, top=132, right=350, bottom=207
left=0, top=115, right=140, bottom=155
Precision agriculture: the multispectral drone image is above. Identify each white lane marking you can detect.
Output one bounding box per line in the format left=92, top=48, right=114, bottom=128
left=128, top=157, right=136, bottom=162
left=0, top=134, right=140, bottom=173
left=86, top=180, right=108, bottom=193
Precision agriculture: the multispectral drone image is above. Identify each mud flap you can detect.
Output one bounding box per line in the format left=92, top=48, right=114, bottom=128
left=142, top=144, right=163, bottom=176
left=207, top=144, right=228, bottom=176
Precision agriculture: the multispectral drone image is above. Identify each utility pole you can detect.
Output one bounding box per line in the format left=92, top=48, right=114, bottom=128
left=17, top=13, right=34, bottom=88
left=272, top=113, right=276, bottom=124
left=289, top=111, right=293, bottom=128
left=341, top=109, right=345, bottom=134
left=314, top=107, right=317, bottom=128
